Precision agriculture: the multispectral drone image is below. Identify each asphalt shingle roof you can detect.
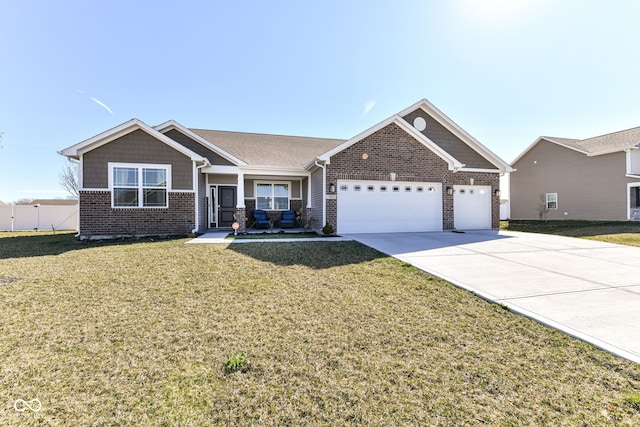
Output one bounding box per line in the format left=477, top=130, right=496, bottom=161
left=544, top=126, right=640, bottom=156
left=190, top=129, right=345, bottom=168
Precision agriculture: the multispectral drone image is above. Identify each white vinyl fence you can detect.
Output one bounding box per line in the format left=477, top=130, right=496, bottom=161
left=0, top=204, right=78, bottom=231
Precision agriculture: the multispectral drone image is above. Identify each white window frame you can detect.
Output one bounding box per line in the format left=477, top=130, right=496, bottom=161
left=108, top=163, right=172, bottom=209
left=255, top=181, right=291, bottom=211
left=546, top=192, right=558, bottom=210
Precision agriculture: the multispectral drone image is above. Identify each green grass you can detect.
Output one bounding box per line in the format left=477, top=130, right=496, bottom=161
left=2, top=231, right=640, bottom=425
left=503, top=220, right=640, bottom=246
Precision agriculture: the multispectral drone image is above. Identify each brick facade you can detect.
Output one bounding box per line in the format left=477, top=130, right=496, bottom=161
left=325, top=123, right=500, bottom=231
left=79, top=190, right=195, bottom=239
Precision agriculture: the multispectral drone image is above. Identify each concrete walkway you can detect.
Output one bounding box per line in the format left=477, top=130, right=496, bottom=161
left=348, top=230, right=640, bottom=364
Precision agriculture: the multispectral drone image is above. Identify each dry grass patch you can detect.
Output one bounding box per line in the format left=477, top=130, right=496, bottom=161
left=1, top=232, right=640, bottom=425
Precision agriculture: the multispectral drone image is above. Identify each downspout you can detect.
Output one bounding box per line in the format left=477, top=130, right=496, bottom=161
left=315, top=160, right=326, bottom=229
left=69, top=157, right=81, bottom=237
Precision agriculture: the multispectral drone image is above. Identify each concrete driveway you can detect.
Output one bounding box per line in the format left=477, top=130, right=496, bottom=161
left=348, top=230, right=640, bottom=364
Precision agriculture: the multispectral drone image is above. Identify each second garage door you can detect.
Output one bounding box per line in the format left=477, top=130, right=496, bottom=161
left=453, top=185, right=492, bottom=230
left=337, top=180, right=442, bottom=233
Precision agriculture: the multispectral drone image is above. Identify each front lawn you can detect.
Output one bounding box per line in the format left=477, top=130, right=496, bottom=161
left=1, top=232, right=640, bottom=425
left=503, top=220, right=640, bottom=247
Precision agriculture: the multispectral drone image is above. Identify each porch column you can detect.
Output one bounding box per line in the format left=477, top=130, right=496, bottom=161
left=236, top=172, right=245, bottom=208
left=236, top=172, right=246, bottom=232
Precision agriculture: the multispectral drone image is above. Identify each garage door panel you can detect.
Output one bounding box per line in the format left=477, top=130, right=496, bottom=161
left=337, top=180, right=442, bottom=233
left=453, top=185, right=492, bottom=230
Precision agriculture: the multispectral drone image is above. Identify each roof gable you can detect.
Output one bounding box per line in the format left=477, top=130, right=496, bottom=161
left=317, top=99, right=512, bottom=173
left=512, top=126, right=640, bottom=165
left=511, top=137, right=588, bottom=165
left=154, top=121, right=246, bottom=166
left=59, top=119, right=205, bottom=162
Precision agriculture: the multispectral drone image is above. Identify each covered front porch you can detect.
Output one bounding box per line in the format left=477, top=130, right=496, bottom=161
left=203, top=167, right=314, bottom=232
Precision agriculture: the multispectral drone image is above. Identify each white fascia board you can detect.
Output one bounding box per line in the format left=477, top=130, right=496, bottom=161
left=155, top=120, right=248, bottom=166
left=241, top=165, right=306, bottom=173
left=202, top=164, right=309, bottom=177
left=410, top=100, right=513, bottom=173
left=60, top=118, right=142, bottom=157
left=61, top=119, right=205, bottom=162
left=458, top=168, right=501, bottom=174
left=396, top=98, right=433, bottom=117
left=201, top=165, right=241, bottom=175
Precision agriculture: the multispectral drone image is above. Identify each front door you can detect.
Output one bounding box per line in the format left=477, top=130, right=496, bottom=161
left=218, top=186, right=237, bottom=227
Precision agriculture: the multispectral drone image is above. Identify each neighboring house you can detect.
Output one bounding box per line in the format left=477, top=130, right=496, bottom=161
left=0, top=201, right=7, bottom=206
left=59, top=99, right=512, bottom=239
left=510, top=127, right=640, bottom=221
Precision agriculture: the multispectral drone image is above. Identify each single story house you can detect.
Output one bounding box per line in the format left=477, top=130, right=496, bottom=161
left=510, top=127, right=640, bottom=221
left=59, top=99, right=512, bottom=239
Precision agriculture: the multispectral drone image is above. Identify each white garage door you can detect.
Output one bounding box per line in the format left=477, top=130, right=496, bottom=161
left=337, top=180, right=442, bottom=233
left=453, top=185, right=492, bottom=230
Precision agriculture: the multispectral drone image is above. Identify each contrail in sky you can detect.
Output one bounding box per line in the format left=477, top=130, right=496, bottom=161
left=90, top=96, right=113, bottom=115
left=362, top=100, right=376, bottom=117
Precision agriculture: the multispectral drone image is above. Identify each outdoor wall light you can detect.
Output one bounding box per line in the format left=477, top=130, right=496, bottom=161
left=494, top=189, right=501, bottom=197
left=446, top=187, right=453, bottom=195
left=329, top=183, right=336, bottom=193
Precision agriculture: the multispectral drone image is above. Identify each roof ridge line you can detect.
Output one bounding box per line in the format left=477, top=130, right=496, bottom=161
left=190, top=128, right=345, bottom=142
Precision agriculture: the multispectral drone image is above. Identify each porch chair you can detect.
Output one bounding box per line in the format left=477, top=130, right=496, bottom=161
left=253, top=209, right=270, bottom=228
left=279, top=210, right=296, bottom=228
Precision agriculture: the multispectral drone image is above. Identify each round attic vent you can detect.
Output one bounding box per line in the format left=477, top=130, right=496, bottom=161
left=413, top=116, right=427, bottom=131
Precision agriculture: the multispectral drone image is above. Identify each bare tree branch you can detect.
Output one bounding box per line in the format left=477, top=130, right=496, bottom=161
left=59, top=161, right=79, bottom=199
left=14, top=198, right=34, bottom=205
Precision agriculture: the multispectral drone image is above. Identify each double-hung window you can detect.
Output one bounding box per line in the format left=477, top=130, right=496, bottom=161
left=256, top=182, right=289, bottom=210
left=110, top=163, right=170, bottom=208
left=546, top=193, right=558, bottom=210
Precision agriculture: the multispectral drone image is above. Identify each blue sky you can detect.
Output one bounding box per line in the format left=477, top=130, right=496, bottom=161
left=1, top=0, right=639, bottom=203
